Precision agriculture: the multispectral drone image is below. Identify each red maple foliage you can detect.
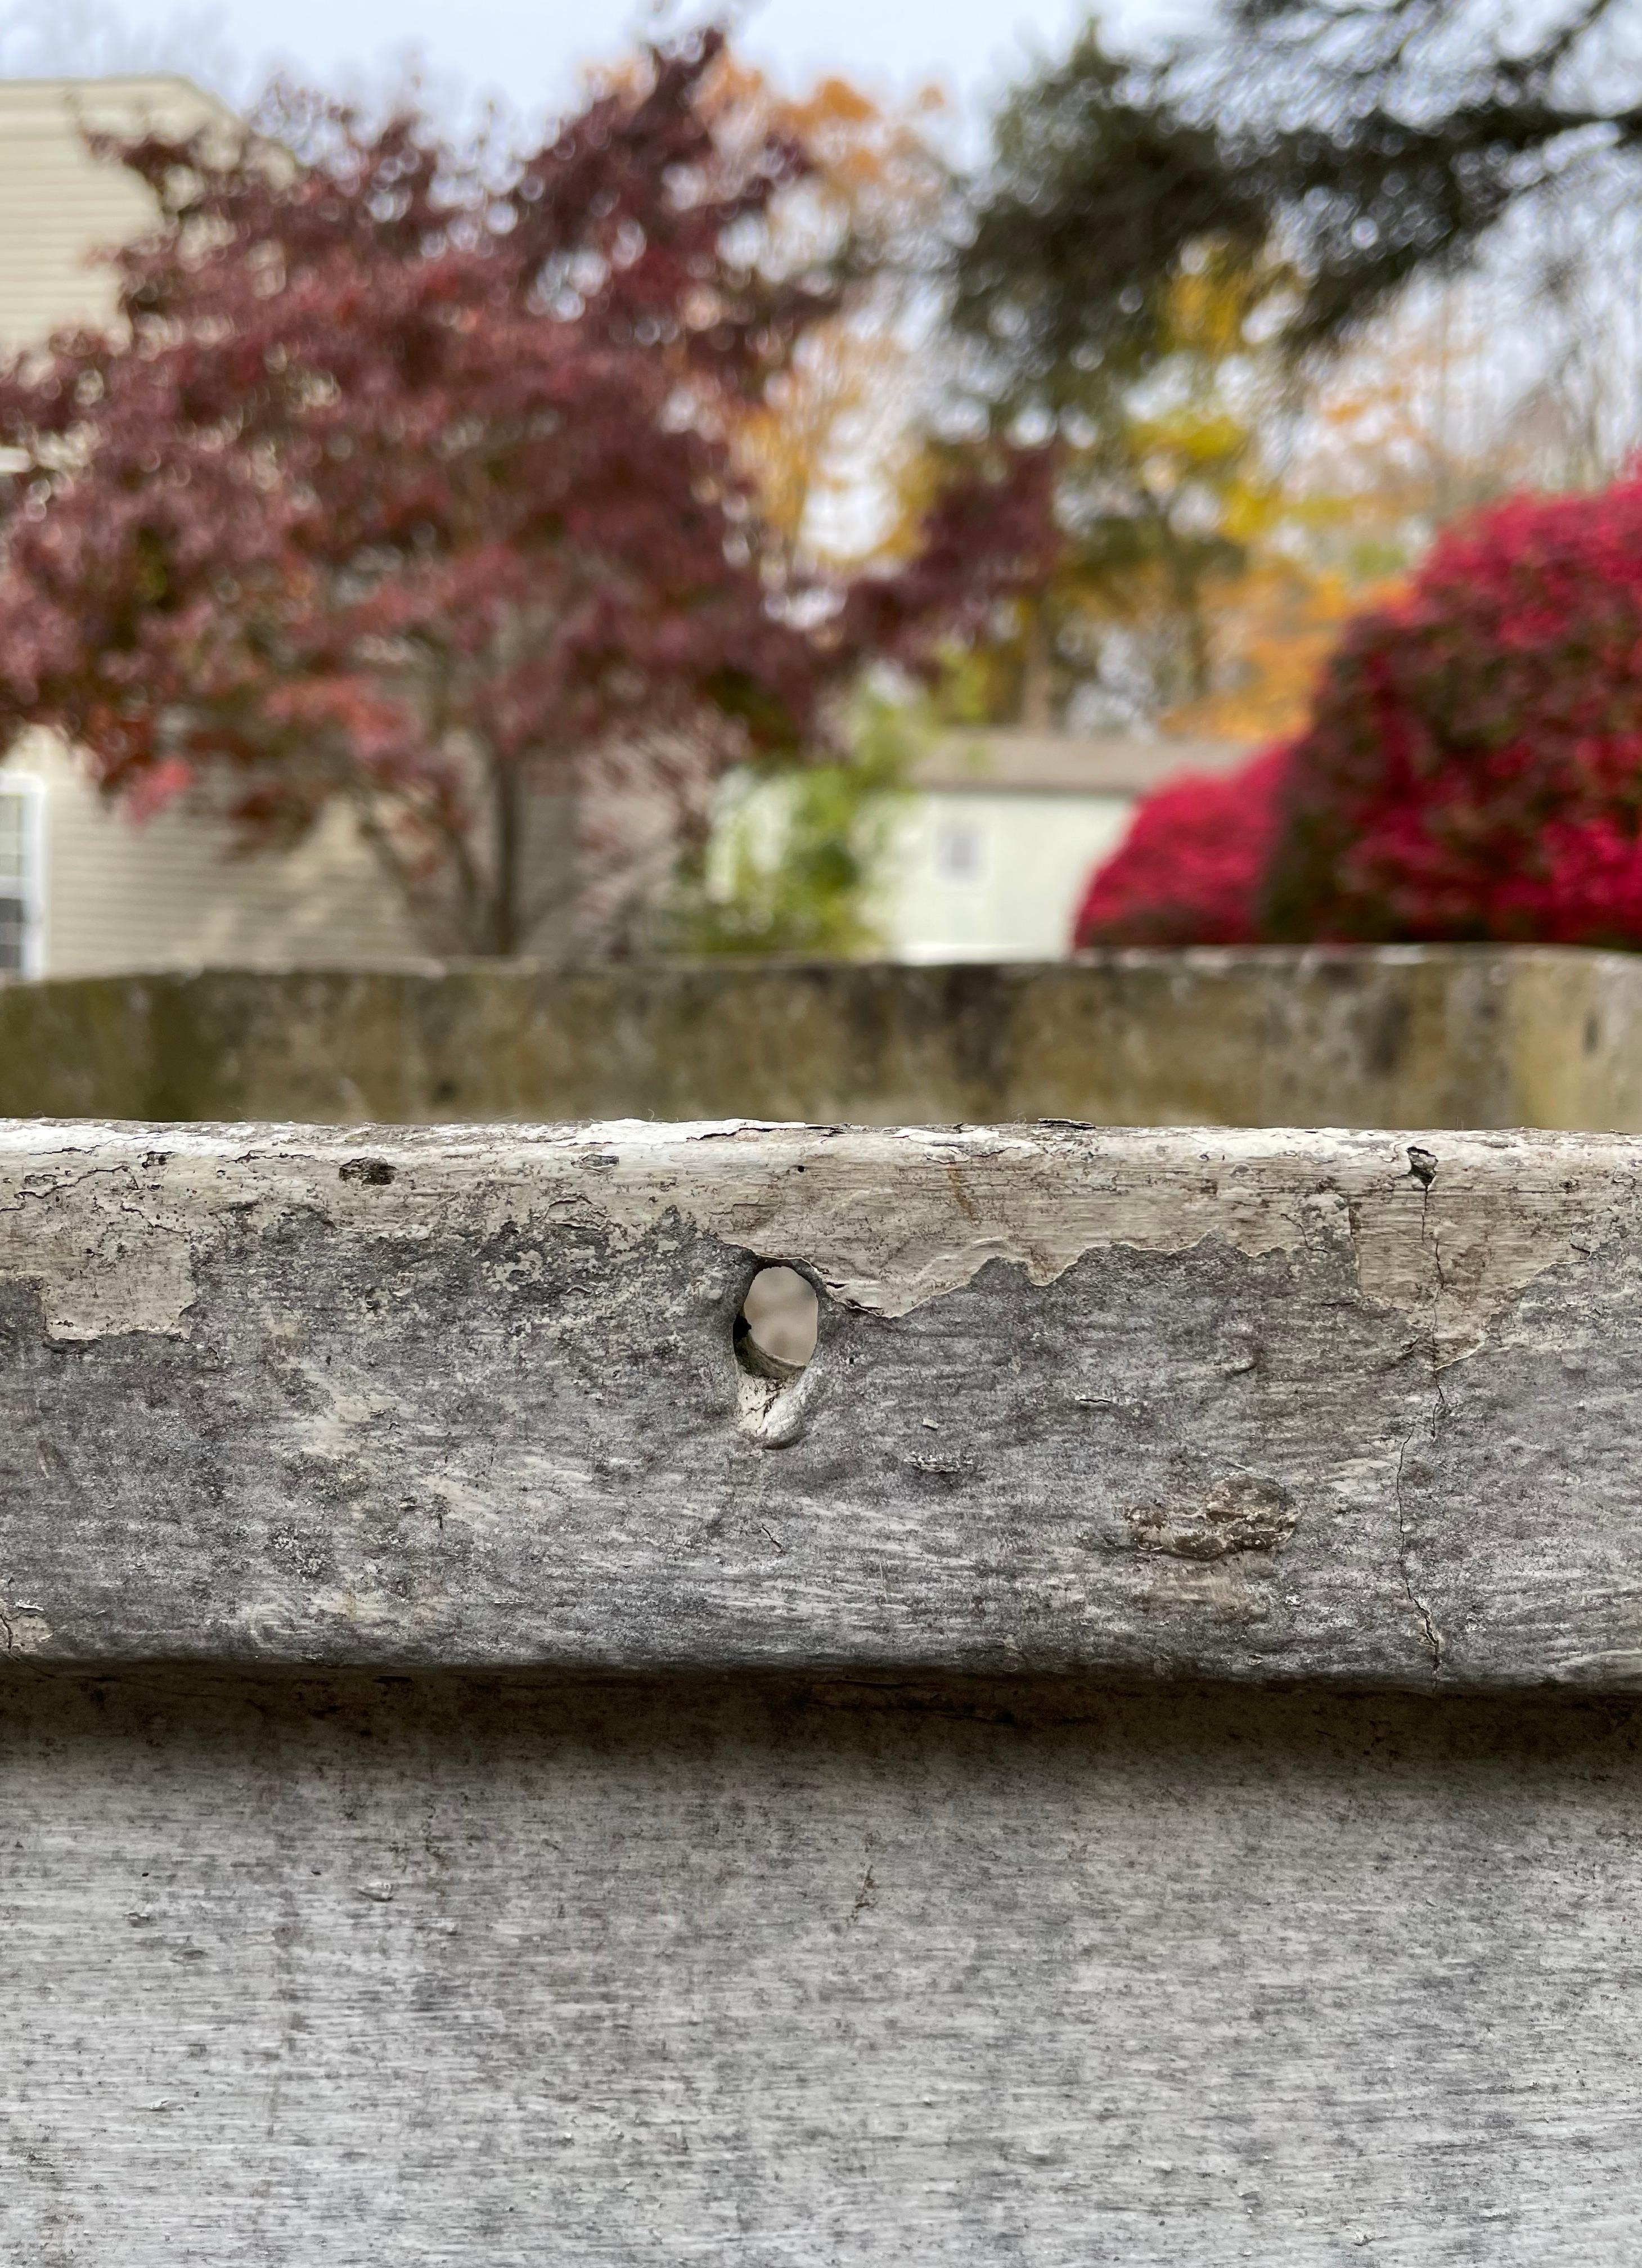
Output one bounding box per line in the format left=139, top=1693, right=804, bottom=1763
left=842, top=439, right=1066, bottom=671
left=1262, top=479, right=1642, bottom=946
left=0, top=37, right=845, bottom=956
left=1072, top=747, right=1286, bottom=948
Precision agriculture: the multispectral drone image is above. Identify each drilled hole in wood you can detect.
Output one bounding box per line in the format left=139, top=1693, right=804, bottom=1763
left=735, top=1266, right=818, bottom=1380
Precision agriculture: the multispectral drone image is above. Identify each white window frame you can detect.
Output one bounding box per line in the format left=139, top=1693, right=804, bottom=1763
left=0, top=772, right=46, bottom=979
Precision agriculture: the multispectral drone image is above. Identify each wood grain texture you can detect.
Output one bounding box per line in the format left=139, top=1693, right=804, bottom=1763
left=4, top=1117, right=1642, bottom=1688
left=2, top=1671, right=1641, bottom=2266
left=5, top=1122, right=1642, bottom=2260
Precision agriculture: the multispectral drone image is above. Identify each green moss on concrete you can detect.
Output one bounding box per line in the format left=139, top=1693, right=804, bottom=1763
left=2, top=946, right=1640, bottom=1130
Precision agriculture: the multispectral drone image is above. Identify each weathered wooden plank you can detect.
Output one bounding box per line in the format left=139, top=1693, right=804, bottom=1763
left=3, top=1117, right=1640, bottom=1688
left=0, top=1670, right=1637, bottom=2267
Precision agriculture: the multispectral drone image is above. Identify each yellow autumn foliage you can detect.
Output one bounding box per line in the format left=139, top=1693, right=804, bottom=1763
left=704, top=60, right=950, bottom=571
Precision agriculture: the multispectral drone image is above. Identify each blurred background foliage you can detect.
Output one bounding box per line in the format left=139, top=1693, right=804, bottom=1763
left=678, top=696, right=916, bottom=958
left=5, top=0, right=1642, bottom=953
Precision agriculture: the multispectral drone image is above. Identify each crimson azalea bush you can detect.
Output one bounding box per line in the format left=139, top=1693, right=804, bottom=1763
left=1266, top=479, right=1642, bottom=944
left=1073, top=748, right=1286, bottom=947
left=1077, top=476, right=1642, bottom=950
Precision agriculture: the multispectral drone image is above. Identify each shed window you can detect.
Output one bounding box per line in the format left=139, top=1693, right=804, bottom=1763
left=934, top=821, right=986, bottom=883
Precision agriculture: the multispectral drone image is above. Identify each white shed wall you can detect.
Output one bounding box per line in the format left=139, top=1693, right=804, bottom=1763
left=879, top=789, right=1134, bottom=961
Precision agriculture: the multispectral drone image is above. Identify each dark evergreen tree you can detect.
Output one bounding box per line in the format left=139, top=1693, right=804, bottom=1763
left=955, top=1, right=1642, bottom=390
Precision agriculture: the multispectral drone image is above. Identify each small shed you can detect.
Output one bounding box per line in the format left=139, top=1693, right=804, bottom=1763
left=883, top=728, right=1253, bottom=961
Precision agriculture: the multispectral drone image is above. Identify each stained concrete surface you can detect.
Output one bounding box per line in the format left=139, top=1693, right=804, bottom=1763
left=6, top=945, right=1642, bottom=1130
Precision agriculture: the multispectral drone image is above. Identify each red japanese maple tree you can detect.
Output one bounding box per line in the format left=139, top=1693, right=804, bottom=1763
left=0, top=37, right=843, bottom=956
left=842, top=440, right=1066, bottom=673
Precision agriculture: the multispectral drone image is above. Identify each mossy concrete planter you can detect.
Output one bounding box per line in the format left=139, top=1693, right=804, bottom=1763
left=5, top=942, right=1642, bottom=1130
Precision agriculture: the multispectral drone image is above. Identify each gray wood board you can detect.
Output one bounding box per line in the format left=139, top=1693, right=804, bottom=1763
left=1, top=1669, right=1640, bottom=2266
left=3, top=1117, right=1641, bottom=1688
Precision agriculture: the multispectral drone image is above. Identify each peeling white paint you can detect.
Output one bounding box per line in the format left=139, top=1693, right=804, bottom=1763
left=1, top=1115, right=1640, bottom=1691
left=2, top=1119, right=1637, bottom=1359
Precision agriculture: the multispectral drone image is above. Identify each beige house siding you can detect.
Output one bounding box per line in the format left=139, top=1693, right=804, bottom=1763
left=0, top=74, right=437, bottom=976
left=881, top=732, right=1250, bottom=961
left=0, top=75, right=230, bottom=348
left=3, top=734, right=424, bottom=974
left=879, top=789, right=1136, bottom=962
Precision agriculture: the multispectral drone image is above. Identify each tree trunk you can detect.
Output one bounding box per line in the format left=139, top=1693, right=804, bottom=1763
left=488, top=760, right=523, bottom=957
left=1161, top=531, right=1212, bottom=706
left=1182, top=594, right=1212, bottom=705
left=1018, top=605, right=1055, bottom=730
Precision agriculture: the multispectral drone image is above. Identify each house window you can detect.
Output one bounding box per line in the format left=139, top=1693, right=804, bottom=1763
left=933, top=820, right=986, bottom=883
left=0, top=777, right=43, bottom=978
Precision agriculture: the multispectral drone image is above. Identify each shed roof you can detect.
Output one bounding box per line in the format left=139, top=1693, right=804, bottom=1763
left=911, top=730, right=1254, bottom=797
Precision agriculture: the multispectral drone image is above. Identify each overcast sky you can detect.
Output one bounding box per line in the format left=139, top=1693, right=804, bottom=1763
left=3, top=0, right=1206, bottom=128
